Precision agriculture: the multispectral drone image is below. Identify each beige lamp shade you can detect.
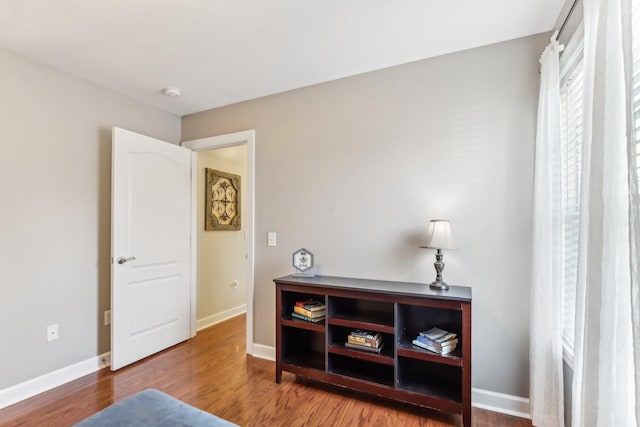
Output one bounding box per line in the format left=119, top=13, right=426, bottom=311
left=423, top=220, right=455, bottom=250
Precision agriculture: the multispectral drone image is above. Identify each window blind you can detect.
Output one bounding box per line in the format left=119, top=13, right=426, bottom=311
left=559, top=36, right=584, bottom=354
left=633, top=0, right=640, bottom=187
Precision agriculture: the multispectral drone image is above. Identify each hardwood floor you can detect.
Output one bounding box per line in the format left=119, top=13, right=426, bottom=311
left=0, top=314, right=532, bottom=426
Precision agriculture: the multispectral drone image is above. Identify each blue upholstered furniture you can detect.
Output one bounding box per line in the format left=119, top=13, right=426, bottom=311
left=73, top=389, right=237, bottom=427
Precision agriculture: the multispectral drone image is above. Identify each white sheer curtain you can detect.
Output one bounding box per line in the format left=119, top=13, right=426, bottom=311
left=572, top=0, right=640, bottom=425
left=530, top=36, right=565, bottom=427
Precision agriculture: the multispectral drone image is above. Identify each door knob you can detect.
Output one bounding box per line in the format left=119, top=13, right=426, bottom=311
left=116, top=256, right=136, bottom=264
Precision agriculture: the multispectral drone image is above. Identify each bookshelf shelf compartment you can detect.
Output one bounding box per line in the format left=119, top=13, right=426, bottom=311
left=329, top=297, right=394, bottom=332
left=327, top=324, right=394, bottom=361
left=275, top=275, right=472, bottom=427
left=281, top=354, right=324, bottom=371
left=396, top=342, right=463, bottom=367
left=282, top=318, right=325, bottom=332
left=327, top=314, right=394, bottom=334
left=280, top=326, right=325, bottom=372
left=328, top=354, right=395, bottom=387
left=328, top=343, right=395, bottom=365
left=397, top=357, right=462, bottom=403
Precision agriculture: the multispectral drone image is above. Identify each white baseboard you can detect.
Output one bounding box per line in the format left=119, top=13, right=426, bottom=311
left=0, top=352, right=111, bottom=410
left=472, top=387, right=531, bottom=419
left=196, top=304, right=247, bottom=331
left=250, top=343, right=275, bottom=361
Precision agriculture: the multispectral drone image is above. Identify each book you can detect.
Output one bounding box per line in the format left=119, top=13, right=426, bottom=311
left=295, top=299, right=326, bottom=312
left=348, top=330, right=381, bottom=347
left=412, top=339, right=456, bottom=355
left=293, top=305, right=326, bottom=318
left=415, top=335, right=458, bottom=349
left=419, top=327, right=457, bottom=343
left=347, top=335, right=381, bottom=348
left=349, top=330, right=381, bottom=340
left=291, top=312, right=325, bottom=323
left=345, top=342, right=385, bottom=353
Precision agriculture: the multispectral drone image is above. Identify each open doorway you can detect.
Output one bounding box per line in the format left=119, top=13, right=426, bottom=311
left=182, top=130, right=255, bottom=354
left=196, top=146, right=247, bottom=325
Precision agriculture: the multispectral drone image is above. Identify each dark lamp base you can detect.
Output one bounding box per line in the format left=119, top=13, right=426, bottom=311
left=429, top=281, right=449, bottom=291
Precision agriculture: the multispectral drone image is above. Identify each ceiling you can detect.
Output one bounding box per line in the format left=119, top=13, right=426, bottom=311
left=0, top=0, right=564, bottom=116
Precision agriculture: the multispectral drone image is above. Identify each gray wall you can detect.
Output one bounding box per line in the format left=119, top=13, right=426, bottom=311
left=0, top=48, right=181, bottom=389
left=182, top=33, right=548, bottom=397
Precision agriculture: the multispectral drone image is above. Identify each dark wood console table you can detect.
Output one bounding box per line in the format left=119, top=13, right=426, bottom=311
left=274, top=275, right=472, bottom=426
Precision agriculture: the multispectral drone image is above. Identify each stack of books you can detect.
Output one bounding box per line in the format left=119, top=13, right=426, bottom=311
left=412, top=326, right=458, bottom=355
left=345, top=330, right=384, bottom=353
left=291, top=299, right=326, bottom=323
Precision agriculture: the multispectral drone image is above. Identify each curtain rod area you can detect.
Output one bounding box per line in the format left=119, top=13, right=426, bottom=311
left=557, top=0, right=580, bottom=39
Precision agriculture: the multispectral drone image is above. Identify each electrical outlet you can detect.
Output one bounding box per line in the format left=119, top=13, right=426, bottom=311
left=104, top=310, right=111, bottom=326
left=47, top=324, right=59, bottom=341
left=100, top=354, right=111, bottom=367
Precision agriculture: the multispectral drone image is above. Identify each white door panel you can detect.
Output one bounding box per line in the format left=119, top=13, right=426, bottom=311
left=111, top=127, right=191, bottom=370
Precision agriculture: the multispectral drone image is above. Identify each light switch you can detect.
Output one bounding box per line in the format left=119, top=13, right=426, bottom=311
left=267, top=232, right=277, bottom=247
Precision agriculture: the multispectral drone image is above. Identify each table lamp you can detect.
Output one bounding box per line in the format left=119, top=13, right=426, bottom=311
left=420, top=219, right=455, bottom=291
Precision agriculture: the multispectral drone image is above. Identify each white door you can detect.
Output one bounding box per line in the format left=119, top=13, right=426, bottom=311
left=111, top=127, right=192, bottom=370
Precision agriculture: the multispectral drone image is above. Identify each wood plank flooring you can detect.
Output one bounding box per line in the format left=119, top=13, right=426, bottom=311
left=0, top=314, right=532, bottom=426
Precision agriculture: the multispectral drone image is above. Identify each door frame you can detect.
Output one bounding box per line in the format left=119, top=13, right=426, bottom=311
left=182, top=130, right=255, bottom=355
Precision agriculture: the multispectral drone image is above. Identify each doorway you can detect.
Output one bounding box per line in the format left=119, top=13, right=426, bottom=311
left=182, top=130, right=255, bottom=354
